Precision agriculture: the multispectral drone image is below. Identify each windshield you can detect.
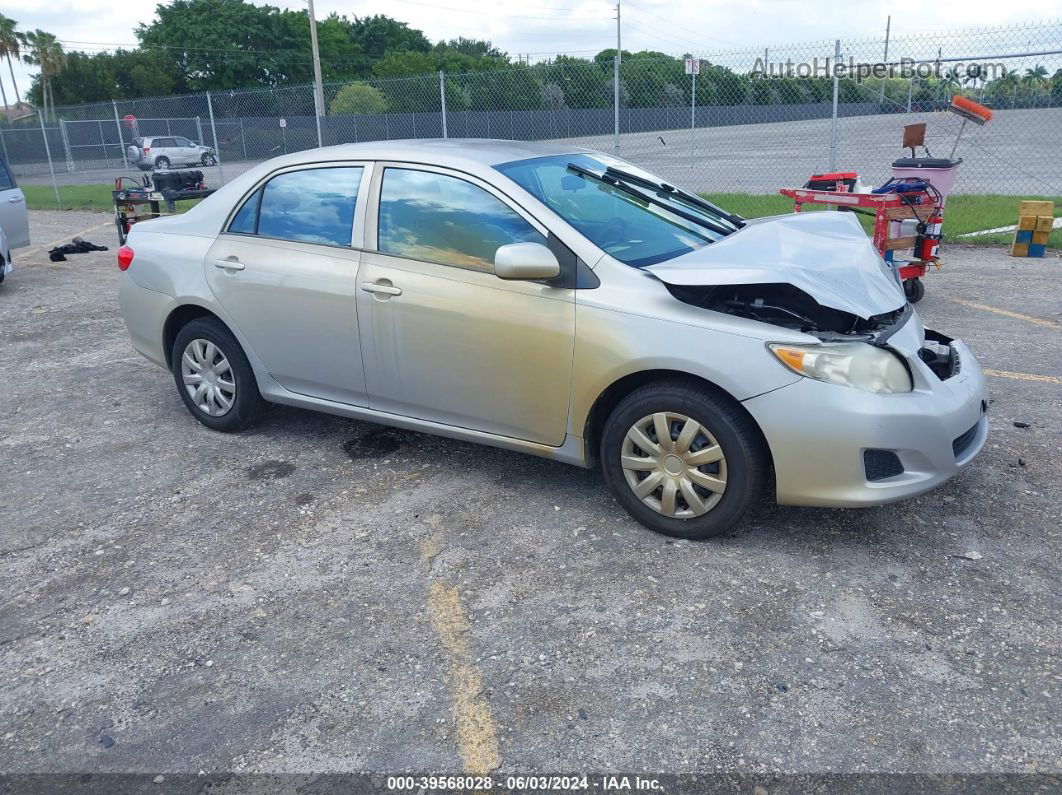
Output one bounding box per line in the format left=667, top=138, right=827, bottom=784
left=495, top=153, right=735, bottom=267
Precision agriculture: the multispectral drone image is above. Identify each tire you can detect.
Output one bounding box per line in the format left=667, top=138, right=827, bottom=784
left=154, top=156, right=170, bottom=170
left=171, top=317, right=266, bottom=433
left=202, top=153, right=217, bottom=166
left=904, top=277, right=925, bottom=303
left=600, top=381, right=768, bottom=540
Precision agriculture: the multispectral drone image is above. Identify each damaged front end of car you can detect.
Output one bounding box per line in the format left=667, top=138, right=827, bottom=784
left=664, top=281, right=911, bottom=345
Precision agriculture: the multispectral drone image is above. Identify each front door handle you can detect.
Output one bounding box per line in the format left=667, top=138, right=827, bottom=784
left=360, top=280, right=402, bottom=296
left=8, top=195, right=24, bottom=203
left=213, top=256, right=245, bottom=271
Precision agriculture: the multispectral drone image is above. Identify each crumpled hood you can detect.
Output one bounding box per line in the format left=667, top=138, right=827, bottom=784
left=645, top=211, right=905, bottom=319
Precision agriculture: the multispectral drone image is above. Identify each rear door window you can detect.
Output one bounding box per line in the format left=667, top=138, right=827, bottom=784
left=251, top=167, right=363, bottom=246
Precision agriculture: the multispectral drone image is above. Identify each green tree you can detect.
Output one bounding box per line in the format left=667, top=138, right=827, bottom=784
left=350, top=15, right=430, bottom=62
left=0, top=14, right=23, bottom=106
left=540, top=55, right=610, bottom=109
left=330, top=81, right=388, bottom=114
left=22, top=29, right=65, bottom=120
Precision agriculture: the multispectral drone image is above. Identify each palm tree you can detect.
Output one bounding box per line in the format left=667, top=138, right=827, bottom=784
left=0, top=15, right=22, bottom=106
left=22, top=29, right=64, bottom=121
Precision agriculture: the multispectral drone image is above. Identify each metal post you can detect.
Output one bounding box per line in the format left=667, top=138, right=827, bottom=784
left=0, top=128, right=10, bottom=171
left=613, top=0, right=621, bottom=154
left=240, top=118, right=247, bottom=160
left=38, top=107, right=62, bottom=209
left=878, top=16, right=890, bottom=107
left=690, top=65, right=696, bottom=173
left=206, top=91, right=224, bottom=183
left=59, top=119, right=75, bottom=172
left=829, top=39, right=840, bottom=171
left=439, top=70, right=448, bottom=138
left=196, top=115, right=204, bottom=145
left=906, top=80, right=913, bottom=113
left=112, top=100, right=128, bottom=169
left=307, top=0, right=325, bottom=148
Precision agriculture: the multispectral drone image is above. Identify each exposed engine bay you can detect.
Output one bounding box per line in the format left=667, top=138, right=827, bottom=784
left=666, top=282, right=908, bottom=343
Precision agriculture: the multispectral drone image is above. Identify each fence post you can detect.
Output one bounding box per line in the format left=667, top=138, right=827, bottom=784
left=196, top=115, right=204, bottom=146
left=690, top=65, right=696, bottom=177
left=314, top=92, right=323, bottom=149
left=439, top=70, right=448, bottom=138
left=37, top=107, right=62, bottom=209
left=829, top=38, right=840, bottom=171
left=239, top=118, right=247, bottom=160
left=112, top=100, right=128, bottom=169
left=206, top=91, right=224, bottom=183
left=906, top=80, right=913, bottom=113
left=613, top=54, right=620, bottom=154
left=59, top=119, right=75, bottom=172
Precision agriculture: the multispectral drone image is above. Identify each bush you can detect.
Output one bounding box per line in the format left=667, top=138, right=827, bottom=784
left=330, top=83, right=389, bottom=115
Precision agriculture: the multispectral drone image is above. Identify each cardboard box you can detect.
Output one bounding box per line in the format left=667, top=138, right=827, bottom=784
left=1032, top=231, right=1050, bottom=244
left=1019, top=200, right=1055, bottom=215
left=1028, top=243, right=1046, bottom=257
left=1035, top=215, right=1054, bottom=232
left=1011, top=243, right=1029, bottom=257
left=1015, top=229, right=1033, bottom=243
left=1018, top=215, right=1037, bottom=230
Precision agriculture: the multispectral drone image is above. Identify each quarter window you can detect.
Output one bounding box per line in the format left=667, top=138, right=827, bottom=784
left=253, top=167, right=363, bottom=246
left=228, top=189, right=260, bottom=234
left=377, top=168, right=545, bottom=271
left=0, top=159, right=14, bottom=191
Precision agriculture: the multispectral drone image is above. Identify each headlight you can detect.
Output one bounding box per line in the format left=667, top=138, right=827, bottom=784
left=768, top=342, right=912, bottom=393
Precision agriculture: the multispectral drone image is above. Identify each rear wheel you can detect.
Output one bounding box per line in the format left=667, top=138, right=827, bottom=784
left=154, top=156, right=170, bottom=170
left=600, top=381, right=768, bottom=539
left=171, top=317, right=266, bottom=433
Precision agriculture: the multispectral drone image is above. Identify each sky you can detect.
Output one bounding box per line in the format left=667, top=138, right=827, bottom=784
left=1, top=0, right=1057, bottom=101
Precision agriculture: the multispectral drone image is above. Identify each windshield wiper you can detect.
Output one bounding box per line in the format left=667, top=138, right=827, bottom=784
left=603, top=166, right=746, bottom=229
left=567, top=163, right=735, bottom=238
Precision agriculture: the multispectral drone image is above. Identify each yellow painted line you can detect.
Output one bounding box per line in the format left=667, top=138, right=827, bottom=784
left=426, top=582, right=501, bottom=775
left=19, top=220, right=115, bottom=260
left=949, top=298, right=1061, bottom=330
left=418, top=512, right=500, bottom=775
left=984, top=369, right=1062, bottom=384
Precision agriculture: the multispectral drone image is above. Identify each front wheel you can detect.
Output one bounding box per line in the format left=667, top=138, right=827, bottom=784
left=600, top=381, right=768, bottom=540
left=202, top=152, right=217, bottom=166
left=171, top=317, right=266, bottom=433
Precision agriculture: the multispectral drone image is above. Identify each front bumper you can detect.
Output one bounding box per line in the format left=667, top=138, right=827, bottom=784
left=743, top=332, right=989, bottom=508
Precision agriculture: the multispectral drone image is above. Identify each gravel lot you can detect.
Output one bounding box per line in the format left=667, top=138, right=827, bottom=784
left=1, top=211, right=1060, bottom=787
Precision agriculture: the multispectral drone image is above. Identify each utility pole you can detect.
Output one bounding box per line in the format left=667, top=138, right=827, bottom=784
left=306, top=0, right=325, bottom=147
left=878, top=15, right=891, bottom=107
left=613, top=0, right=621, bottom=154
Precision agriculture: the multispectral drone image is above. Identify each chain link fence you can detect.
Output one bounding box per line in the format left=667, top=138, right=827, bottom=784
left=5, top=20, right=1061, bottom=215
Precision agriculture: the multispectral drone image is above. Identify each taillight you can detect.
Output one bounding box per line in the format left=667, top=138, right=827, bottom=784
left=117, top=245, right=134, bottom=271
left=143, top=147, right=150, bottom=153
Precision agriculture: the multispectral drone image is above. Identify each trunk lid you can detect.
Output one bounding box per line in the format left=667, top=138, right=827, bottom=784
left=645, top=211, right=905, bottom=319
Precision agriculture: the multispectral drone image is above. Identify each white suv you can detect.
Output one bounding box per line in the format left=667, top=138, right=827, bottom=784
left=127, top=136, right=217, bottom=171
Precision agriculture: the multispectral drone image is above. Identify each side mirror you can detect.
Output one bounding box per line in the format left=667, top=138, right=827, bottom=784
left=494, top=242, right=560, bottom=281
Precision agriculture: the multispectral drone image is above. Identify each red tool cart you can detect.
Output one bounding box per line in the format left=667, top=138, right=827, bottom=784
left=778, top=186, right=944, bottom=303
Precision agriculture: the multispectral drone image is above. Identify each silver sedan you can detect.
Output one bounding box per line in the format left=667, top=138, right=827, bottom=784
left=117, top=140, right=988, bottom=539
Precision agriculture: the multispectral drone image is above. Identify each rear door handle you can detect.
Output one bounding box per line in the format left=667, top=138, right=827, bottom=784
left=360, top=281, right=402, bottom=296
left=8, top=196, right=23, bottom=203
left=213, top=257, right=245, bottom=271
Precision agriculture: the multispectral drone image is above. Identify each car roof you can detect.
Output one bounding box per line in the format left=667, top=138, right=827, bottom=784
left=274, top=138, right=593, bottom=169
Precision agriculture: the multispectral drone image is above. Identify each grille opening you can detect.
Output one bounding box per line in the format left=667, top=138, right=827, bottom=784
left=864, top=449, right=904, bottom=481
left=952, top=422, right=980, bottom=459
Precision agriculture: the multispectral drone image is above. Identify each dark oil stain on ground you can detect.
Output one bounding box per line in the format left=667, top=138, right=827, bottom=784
left=294, top=493, right=314, bottom=506
left=246, top=460, right=296, bottom=481
left=343, top=428, right=410, bottom=459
